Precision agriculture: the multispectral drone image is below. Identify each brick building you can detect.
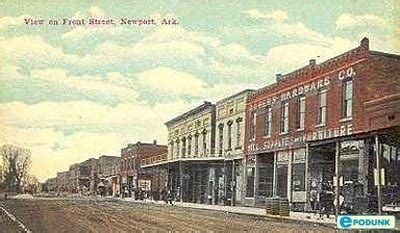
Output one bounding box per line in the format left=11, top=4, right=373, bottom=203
left=97, top=155, right=120, bottom=196
left=120, top=141, right=167, bottom=199
left=245, top=38, right=400, bottom=214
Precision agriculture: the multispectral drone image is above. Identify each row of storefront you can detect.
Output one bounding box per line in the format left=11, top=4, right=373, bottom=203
left=141, top=38, right=399, bottom=214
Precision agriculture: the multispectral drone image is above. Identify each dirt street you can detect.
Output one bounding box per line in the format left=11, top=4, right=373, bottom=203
left=0, top=198, right=335, bottom=232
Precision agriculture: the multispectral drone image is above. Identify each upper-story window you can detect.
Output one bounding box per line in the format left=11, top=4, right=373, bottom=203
left=227, top=121, right=233, bottom=150
left=187, top=136, right=192, bottom=156
left=170, top=141, right=174, bottom=158
left=194, top=133, right=199, bottom=156
left=202, top=131, right=207, bottom=155
left=176, top=139, right=180, bottom=158
left=218, top=125, right=223, bottom=156
left=342, top=79, right=353, bottom=119
left=280, top=102, right=289, bottom=133
left=317, top=90, right=327, bottom=125
left=297, top=96, right=306, bottom=129
left=250, top=111, right=256, bottom=139
left=264, top=106, right=272, bottom=136
left=236, top=118, right=242, bottom=147
left=181, top=137, right=186, bottom=158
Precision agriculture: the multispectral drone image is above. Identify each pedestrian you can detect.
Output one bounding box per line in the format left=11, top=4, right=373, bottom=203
left=310, top=188, right=318, bottom=213
left=167, top=190, right=174, bottom=206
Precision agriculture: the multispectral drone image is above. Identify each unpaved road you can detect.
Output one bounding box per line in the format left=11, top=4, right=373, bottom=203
left=0, top=198, right=335, bottom=232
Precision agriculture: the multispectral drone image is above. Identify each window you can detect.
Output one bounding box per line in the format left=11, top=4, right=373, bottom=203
left=236, top=119, right=242, bottom=147
left=227, top=121, right=232, bottom=150
left=297, top=97, right=305, bottom=129
left=181, top=138, right=186, bottom=157
left=202, top=131, right=207, bottom=155
left=292, top=163, right=305, bottom=191
left=250, top=111, right=256, bottom=139
left=317, top=90, right=327, bottom=125
left=264, top=107, right=272, bottom=136
left=246, top=167, right=255, bottom=197
left=170, top=141, right=174, bottom=158
left=280, top=102, right=289, bottom=133
left=187, top=136, right=192, bottom=156
left=176, top=140, right=180, bottom=158
left=342, top=79, right=353, bottom=118
left=218, top=125, right=223, bottom=155
left=194, top=134, right=199, bottom=156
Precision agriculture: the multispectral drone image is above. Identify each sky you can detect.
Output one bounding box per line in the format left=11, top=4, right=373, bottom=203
left=0, top=0, right=399, bottom=182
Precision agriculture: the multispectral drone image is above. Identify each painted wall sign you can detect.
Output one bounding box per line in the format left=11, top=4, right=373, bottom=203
left=248, top=124, right=353, bottom=153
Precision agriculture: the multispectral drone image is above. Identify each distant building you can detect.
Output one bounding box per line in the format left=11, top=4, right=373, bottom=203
left=97, top=155, right=120, bottom=196
left=120, top=141, right=167, bottom=199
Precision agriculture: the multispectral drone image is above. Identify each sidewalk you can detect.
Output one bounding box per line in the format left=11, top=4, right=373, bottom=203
left=121, top=198, right=336, bottom=227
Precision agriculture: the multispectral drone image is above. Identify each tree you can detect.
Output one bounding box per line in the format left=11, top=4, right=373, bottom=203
left=24, top=175, right=40, bottom=194
left=1, top=144, right=31, bottom=193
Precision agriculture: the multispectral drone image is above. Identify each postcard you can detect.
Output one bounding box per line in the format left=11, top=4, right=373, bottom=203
left=0, top=1, right=399, bottom=232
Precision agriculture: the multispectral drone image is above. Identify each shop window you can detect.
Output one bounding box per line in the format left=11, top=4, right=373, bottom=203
left=317, top=90, right=327, bottom=125
left=342, top=79, right=353, bottom=118
left=276, top=164, right=288, bottom=197
left=258, top=164, right=274, bottom=197
left=246, top=167, right=255, bottom=197
left=292, top=163, right=305, bottom=191
left=296, top=96, right=305, bottom=129
left=280, top=102, right=289, bottom=133
left=264, top=106, right=272, bottom=136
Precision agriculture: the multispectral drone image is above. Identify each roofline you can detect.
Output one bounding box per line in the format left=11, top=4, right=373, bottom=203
left=370, top=50, right=400, bottom=59
left=165, top=101, right=215, bottom=126
left=216, top=89, right=254, bottom=105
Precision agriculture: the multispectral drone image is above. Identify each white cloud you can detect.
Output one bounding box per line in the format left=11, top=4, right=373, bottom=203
left=136, top=67, right=207, bottom=97
left=336, top=13, right=388, bottom=30
left=0, top=98, right=201, bottom=181
left=265, top=37, right=357, bottom=74
left=30, top=69, right=139, bottom=103
left=244, top=9, right=288, bottom=23
left=0, top=14, right=29, bottom=29
left=0, top=35, right=77, bottom=68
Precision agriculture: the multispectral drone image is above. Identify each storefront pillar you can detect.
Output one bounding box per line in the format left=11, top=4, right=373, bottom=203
left=254, top=155, right=258, bottom=204
left=288, top=150, right=293, bottom=203
left=334, top=141, right=340, bottom=217
left=375, top=135, right=382, bottom=215
left=179, top=161, right=183, bottom=202
left=273, top=152, right=277, bottom=196
left=231, top=159, right=235, bottom=206
left=304, top=143, right=310, bottom=211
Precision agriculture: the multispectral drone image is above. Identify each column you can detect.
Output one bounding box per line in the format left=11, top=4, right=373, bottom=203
left=273, top=152, right=278, bottom=197
left=304, top=143, right=310, bottom=211
left=375, top=135, right=382, bottom=215
left=231, top=159, right=235, bottom=206
left=179, top=161, right=183, bottom=202
left=288, top=150, right=293, bottom=203
left=335, top=141, right=340, bottom=218
left=254, top=155, right=258, bottom=205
